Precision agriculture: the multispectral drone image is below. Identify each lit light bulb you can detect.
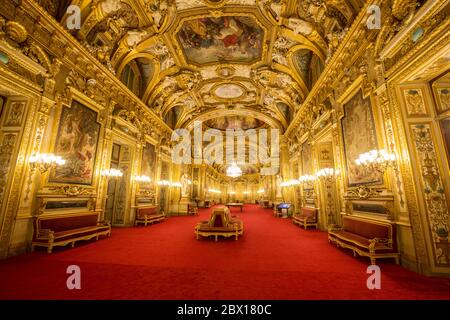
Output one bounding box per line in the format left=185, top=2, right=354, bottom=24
left=135, top=175, right=151, bottom=183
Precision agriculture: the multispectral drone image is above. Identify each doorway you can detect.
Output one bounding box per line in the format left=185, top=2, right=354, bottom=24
left=104, top=143, right=132, bottom=225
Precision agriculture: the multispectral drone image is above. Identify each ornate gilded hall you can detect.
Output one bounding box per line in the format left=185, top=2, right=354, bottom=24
left=0, top=0, right=449, bottom=301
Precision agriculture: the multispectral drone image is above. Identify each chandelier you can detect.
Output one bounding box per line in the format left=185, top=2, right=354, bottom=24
left=226, top=163, right=242, bottom=178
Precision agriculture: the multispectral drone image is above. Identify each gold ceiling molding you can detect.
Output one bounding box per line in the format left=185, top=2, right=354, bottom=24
left=88, top=0, right=354, bottom=130
left=22, top=0, right=363, bottom=133
left=13, top=0, right=173, bottom=139
left=378, top=0, right=447, bottom=60
left=384, top=8, right=450, bottom=79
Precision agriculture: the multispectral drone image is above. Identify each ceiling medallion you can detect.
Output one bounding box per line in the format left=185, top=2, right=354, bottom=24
left=216, top=66, right=235, bottom=78
left=203, top=0, right=227, bottom=7
left=212, top=83, right=246, bottom=100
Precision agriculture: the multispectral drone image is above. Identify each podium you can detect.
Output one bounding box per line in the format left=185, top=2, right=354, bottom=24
left=275, top=203, right=292, bottom=218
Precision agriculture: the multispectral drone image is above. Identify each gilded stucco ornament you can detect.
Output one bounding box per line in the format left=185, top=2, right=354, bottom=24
left=5, top=21, right=28, bottom=43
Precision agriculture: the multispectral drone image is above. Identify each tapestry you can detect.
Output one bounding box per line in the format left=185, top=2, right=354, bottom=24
left=159, top=161, right=169, bottom=208
left=141, top=142, right=156, bottom=182
left=301, top=140, right=313, bottom=175
left=341, top=90, right=382, bottom=186
left=50, top=101, right=100, bottom=185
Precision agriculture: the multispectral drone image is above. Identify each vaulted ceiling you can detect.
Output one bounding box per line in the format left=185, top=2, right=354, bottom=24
left=40, top=0, right=363, bottom=133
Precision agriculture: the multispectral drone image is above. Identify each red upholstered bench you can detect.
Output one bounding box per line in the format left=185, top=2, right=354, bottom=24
left=135, top=206, right=165, bottom=226
left=328, top=215, right=399, bottom=265
left=32, top=212, right=111, bottom=253
left=187, top=202, right=198, bottom=215
left=195, top=206, right=243, bottom=241
left=292, top=207, right=318, bottom=230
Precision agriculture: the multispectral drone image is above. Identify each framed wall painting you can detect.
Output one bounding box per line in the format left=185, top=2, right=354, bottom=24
left=49, top=100, right=101, bottom=185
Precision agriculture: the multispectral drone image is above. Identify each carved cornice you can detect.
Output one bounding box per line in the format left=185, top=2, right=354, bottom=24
left=344, top=186, right=394, bottom=200
left=42, top=186, right=95, bottom=197
left=384, top=14, right=450, bottom=80
left=379, top=0, right=448, bottom=60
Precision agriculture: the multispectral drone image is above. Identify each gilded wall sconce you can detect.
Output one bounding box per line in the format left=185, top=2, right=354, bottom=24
left=29, top=153, right=65, bottom=173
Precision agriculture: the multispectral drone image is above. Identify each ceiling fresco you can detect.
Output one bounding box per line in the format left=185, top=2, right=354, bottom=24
left=205, top=116, right=265, bottom=131
left=177, top=16, right=264, bottom=65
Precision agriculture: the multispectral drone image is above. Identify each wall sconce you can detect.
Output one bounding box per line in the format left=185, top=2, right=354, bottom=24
left=281, top=179, right=300, bottom=187
left=228, top=191, right=236, bottom=195
left=171, top=182, right=182, bottom=188
left=208, top=188, right=221, bottom=194
left=101, top=169, right=123, bottom=179
left=257, top=189, right=265, bottom=194
left=157, top=180, right=171, bottom=186
left=316, top=168, right=339, bottom=182
left=135, top=175, right=152, bottom=183
left=299, top=175, right=316, bottom=183
left=355, top=149, right=396, bottom=173
left=280, top=181, right=288, bottom=188
left=29, top=153, right=65, bottom=173
left=243, top=191, right=250, bottom=195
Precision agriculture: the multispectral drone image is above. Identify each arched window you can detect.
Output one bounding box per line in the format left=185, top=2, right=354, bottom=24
left=293, top=49, right=324, bottom=91
left=310, top=55, right=325, bottom=89
left=121, top=64, right=135, bottom=92
left=120, top=61, right=141, bottom=96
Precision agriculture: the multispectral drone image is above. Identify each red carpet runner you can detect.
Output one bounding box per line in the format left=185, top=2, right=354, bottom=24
left=0, top=205, right=449, bottom=299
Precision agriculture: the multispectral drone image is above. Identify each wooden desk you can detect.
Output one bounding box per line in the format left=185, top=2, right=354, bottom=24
left=226, top=203, right=243, bottom=212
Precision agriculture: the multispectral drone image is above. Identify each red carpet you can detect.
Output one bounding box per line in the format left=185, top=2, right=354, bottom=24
left=0, top=205, right=449, bottom=299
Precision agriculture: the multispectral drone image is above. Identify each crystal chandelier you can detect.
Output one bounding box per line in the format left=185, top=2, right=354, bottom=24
left=226, top=163, right=242, bottom=178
